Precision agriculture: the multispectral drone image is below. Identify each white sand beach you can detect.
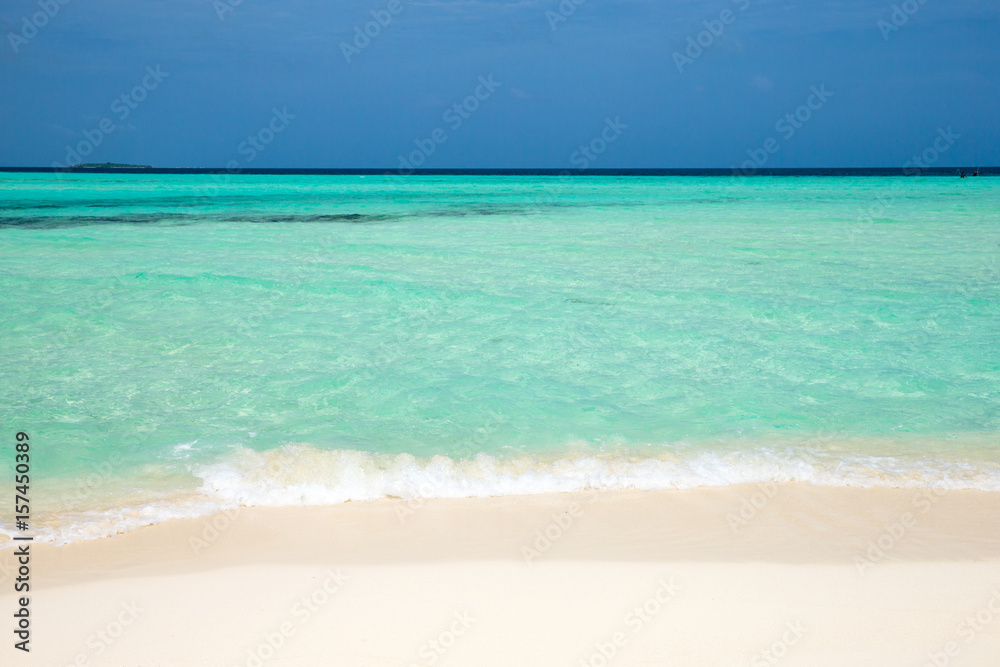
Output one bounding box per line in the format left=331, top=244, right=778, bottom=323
left=4, top=484, right=1000, bottom=666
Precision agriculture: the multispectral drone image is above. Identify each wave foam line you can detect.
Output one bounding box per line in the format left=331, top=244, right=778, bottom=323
left=194, top=444, right=1000, bottom=506
left=4, top=444, right=1000, bottom=546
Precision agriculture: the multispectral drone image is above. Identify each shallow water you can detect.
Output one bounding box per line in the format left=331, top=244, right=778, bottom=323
left=1, top=172, right=998, bottom=542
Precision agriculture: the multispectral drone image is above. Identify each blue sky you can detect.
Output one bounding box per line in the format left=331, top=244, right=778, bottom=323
left=0, top=0, right=997, bottom=168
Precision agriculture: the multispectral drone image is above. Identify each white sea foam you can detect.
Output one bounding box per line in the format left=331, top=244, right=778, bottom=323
left=4, top=443, right=999, bottom=546
left=193, top=444, right=1000, bottom=506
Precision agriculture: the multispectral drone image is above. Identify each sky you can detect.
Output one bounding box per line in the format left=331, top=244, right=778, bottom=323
left=0, top=0, right=997, bottom=169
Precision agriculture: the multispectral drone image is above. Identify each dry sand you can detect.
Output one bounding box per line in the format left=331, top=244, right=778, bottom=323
left=4, top=483, right=1000, bottom=666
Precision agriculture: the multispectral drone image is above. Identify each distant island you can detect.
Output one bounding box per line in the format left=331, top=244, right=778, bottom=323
left=77, top=163, right=152, bottom=169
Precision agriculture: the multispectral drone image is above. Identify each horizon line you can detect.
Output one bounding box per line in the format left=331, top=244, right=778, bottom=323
left=1, top=166, right=997, bottom=176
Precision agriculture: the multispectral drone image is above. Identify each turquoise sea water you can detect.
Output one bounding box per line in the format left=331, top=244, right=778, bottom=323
left=1, top=172, right=999, bottom=542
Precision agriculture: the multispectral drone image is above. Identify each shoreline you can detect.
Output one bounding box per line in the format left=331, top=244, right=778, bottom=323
left=13, top=435, right=1000, bottom=547
left=6, top=484, right=1000, bottom=665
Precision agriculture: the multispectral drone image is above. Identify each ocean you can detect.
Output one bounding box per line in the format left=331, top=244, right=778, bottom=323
left=1, top=171, right=998, bottom=543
